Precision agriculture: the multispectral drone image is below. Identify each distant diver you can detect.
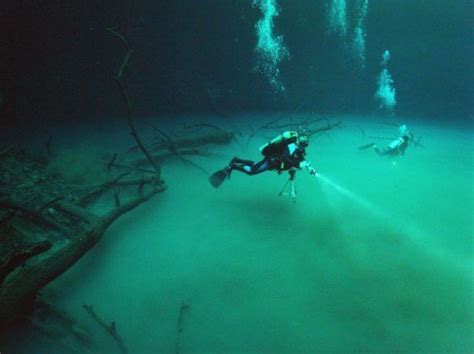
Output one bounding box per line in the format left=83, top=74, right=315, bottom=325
left=360, top=124, right=414, bottom=156
left=209, top=131, right=317, bottom=189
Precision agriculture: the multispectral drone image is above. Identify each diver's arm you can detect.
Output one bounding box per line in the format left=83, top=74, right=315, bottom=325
left=299, top=160, right=317, bottom=175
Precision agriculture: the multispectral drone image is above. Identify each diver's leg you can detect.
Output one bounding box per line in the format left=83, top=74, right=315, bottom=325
left=228, top=158, right=256, bottom=175
left=230, top=164, right=252, bottom=174
left=374, top=145, right=386, bottom=155
left=231, top=158, right=272, bottom=175
left=244, top=159, right=273, bottom=175
left=224, top=157, right=253, bottom=178
left=231, top=157, right=255, bottom=165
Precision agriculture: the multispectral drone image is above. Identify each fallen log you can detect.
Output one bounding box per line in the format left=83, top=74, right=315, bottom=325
left=0, top=171, right=165, bottom=328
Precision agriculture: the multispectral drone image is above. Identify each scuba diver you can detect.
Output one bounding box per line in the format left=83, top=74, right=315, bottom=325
left=375, top=124, right=413, bottom=156
left=209, top=131, right=317, bottom=189
left=360, top=124, right=414, bottom=156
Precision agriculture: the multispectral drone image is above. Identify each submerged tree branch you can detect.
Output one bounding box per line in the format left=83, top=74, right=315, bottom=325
left=0, top=239, right=52, bottom=284
left=175, top=301, right=190, bottom=354
left=0, top=182, right=165, bottom=328
left=0, top=200, right=67, bottom=233
left=83, top=304, right=128, bottom=354
left=107, top=26, right=161, bottom=178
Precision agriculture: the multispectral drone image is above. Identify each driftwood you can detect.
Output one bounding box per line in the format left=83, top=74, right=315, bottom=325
left=83, top=304, right=128, bottom=354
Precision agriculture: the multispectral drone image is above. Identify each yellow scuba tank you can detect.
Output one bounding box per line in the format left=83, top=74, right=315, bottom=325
left=260, top=131, right=299, bottom=158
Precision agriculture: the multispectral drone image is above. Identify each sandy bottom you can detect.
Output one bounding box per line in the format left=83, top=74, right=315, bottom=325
left=22, top=114, right=474, bottom=353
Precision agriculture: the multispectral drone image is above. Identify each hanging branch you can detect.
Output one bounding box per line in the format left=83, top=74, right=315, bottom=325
left=106, top=27, right=161, bottom=179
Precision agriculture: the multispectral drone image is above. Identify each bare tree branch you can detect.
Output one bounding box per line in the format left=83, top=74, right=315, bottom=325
left=0, top=239, right=52, bottom=284
left=107, top=27, right=161, bottom=178
left=0, top=200, right=68, bottom=233
left=83, top=304, right=128, bottom=354
left=54, top=202, right=98, bottom=225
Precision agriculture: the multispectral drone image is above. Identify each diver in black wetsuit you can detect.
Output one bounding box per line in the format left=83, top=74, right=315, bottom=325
left=209, top=131, right=316, bottom=188
left=228, top=134, right=315, bottom=176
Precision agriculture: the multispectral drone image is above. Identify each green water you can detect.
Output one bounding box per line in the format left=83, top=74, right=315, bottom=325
left=45, top=114, right=473, bottom=353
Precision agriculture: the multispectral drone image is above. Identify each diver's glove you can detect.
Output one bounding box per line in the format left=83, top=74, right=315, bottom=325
left=309, top=167, right=317, bottom=176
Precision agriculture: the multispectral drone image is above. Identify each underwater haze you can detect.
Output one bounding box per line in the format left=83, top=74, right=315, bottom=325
left=1, top=0, right=473, bottom=353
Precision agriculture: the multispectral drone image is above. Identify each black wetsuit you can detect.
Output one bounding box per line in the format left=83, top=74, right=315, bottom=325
left=230, top=143, right=306, bottom=175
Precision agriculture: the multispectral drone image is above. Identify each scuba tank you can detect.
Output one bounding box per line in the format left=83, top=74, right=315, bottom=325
left=259, top=131, right=299, bottom=158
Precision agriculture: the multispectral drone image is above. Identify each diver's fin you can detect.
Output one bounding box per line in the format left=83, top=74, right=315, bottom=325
left=209, top=168, right=229, bottom=188
left=358, top=143, right=376, bottom=150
